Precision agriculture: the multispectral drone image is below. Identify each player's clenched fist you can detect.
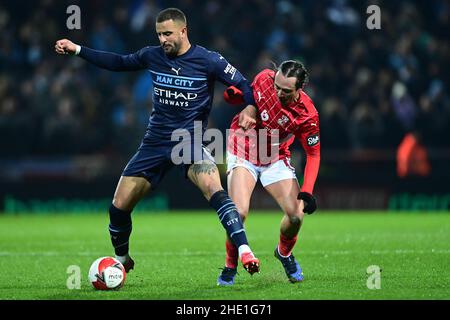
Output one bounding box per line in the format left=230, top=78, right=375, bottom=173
left=55, top=39, right=77, bottom=55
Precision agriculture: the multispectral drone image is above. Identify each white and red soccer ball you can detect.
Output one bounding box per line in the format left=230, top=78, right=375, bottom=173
left=88, top=257, right=126, bottom=290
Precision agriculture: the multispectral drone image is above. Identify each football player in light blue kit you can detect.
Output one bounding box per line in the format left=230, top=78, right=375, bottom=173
left=55, top=8, right=260, bottom=276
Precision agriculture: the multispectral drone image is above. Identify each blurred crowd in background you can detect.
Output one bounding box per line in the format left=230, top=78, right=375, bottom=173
left=0, top=0, right=449, bottom=160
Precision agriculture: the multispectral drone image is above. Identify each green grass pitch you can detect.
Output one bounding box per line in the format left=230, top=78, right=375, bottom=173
left=0, top=211, right=449, bottom=300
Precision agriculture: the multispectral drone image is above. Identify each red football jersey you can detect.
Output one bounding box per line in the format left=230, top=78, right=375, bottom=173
left=227, top=69, right=320, bottom=193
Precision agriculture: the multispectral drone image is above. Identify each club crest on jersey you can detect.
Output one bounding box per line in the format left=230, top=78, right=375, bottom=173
left=261, top=110, right=269, bottom=121
left=277, top=115, right=289, bottom=126
left=307, top=134, right=320, bottom=146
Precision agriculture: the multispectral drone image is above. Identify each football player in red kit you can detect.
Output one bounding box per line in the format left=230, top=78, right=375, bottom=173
left=217, top=60, right=320, bottom=285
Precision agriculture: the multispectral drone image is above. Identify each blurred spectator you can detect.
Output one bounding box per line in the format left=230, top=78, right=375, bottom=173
left=397, top=132, right=431, bottom=177
left=349, top=102, right=384, bottom=150
left=0, top=95, right=35, bottom=157
left=0, top=0, right=448, bottom=160
left=391, top=81, right=417, bottom=132
left=42, top=97, right=82, bottom=154
left=319, top=97, right=350, bottom=150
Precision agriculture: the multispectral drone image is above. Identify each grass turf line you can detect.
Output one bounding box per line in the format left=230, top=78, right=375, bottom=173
left=0, top=211, right=448, bottom=300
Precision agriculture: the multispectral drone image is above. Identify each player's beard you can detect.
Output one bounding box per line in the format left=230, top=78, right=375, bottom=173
left=163, top=42, right=180, bottom=57
left=279, top=96, right=289, bottom=106
left=279, top=94, right=295, bottom=106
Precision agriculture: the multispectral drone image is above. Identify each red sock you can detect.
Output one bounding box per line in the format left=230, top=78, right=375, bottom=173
left=278, top=233, right=298, bottom=257
left=225, top=239, right=238, bottom=269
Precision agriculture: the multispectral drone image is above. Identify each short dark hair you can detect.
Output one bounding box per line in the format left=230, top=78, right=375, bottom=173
left=156, top=8, right=187, bottom=25
left=276, top=60, right=309, bottom=90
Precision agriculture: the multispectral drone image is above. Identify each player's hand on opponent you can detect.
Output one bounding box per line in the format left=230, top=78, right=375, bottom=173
left=239, top=105, right=257, bottom=131
left=298, top=192, right=317, bottom=214
left=55, top=39, right=77, bottom=55
left=223, top=86, right=257, bottom=130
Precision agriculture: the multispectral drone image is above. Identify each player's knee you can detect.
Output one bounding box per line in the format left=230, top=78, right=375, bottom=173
left=113, top=177, right=150, bottom=211
left=287, top=214, right=302, bottom=226
left=112, top=198, right=129, bottom=211
left=112, top=194, right=137, bottom=212
left=285, top=208, right=304, bottom=225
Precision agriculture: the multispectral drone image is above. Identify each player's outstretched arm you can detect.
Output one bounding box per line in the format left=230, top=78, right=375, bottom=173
left=223, top=86, right=257, bottom=131
left=54, top=39, right=145, bottom=72
left=209, top=51, right=256, bottom=107
left=295, top=118, right=321, bottom=214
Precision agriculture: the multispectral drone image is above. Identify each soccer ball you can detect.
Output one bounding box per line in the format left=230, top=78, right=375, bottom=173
left=88, top=256, right=126, bottom=290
